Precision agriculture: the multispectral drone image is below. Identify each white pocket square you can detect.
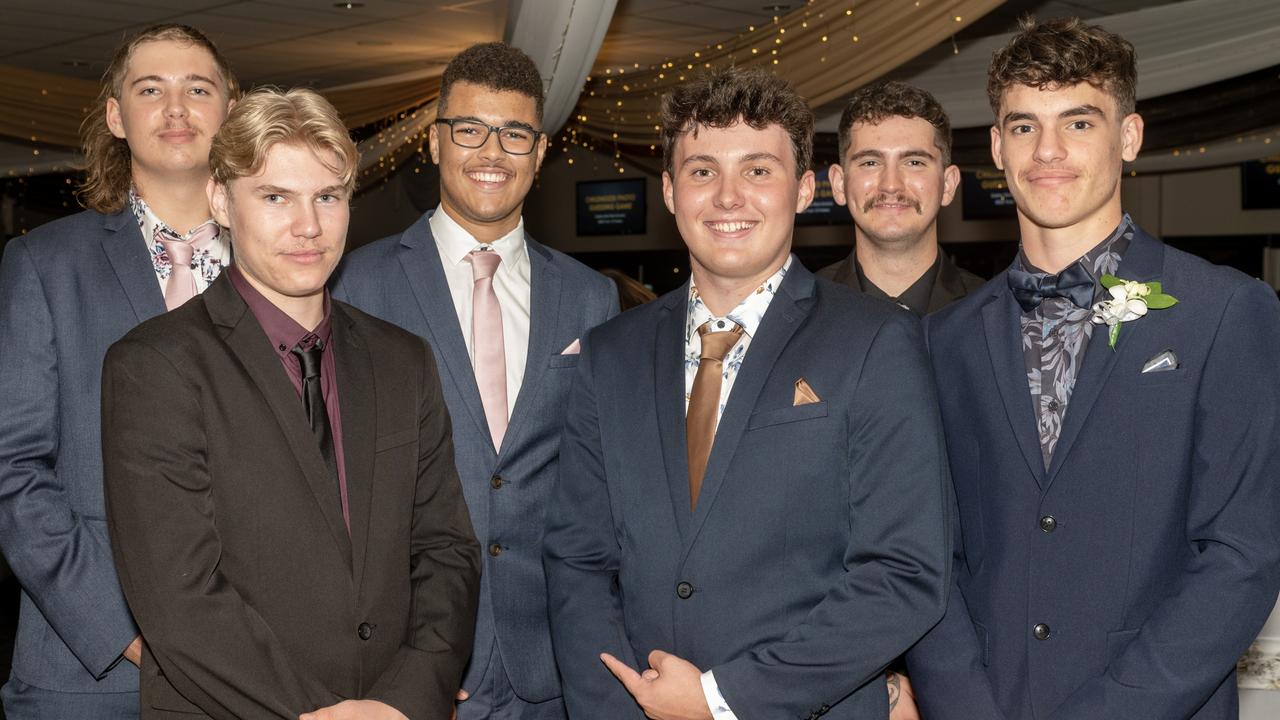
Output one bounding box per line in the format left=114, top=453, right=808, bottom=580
left=560, top=339, right=581, bottom=355
left=1141, top=349, right=1178, bottom=373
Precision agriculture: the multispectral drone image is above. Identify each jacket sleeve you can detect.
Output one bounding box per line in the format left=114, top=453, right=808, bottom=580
left=543, top=335, right=648, bottom=720
left=710, top=313, right=951, bottom=718
left=367, top=340, right=481, bottom=719
left=1046, top=279, right=1280, bottom=719
left=103, top=336, right=335, bottom=719
left=0, top=238, right=139, bottom=678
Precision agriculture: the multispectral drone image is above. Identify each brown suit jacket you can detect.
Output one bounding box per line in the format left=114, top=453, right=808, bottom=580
left=817, top=248, right=987, bottom=315
left=103, top=272, right=481, bottom=720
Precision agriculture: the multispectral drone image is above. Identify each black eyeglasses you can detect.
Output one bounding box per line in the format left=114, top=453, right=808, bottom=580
left=435, top=118, right=542, bottom=155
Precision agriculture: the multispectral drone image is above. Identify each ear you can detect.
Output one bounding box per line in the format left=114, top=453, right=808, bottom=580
left=533, top=131, right=548, bottom=174
left=795, top=169, right=816, bottom=214
left=941, top=164, right=961, bottom=207
left=106, top=97, right=126, bottom=140
left=1120, top=112, right=1144, bottom=162
left=989, top=124, right=1004, bottom=171
left=661, top=171, right=675, bottom=215
left=828, top=162, right=848, bottom=207
left=428, top=122, right=441, bottom=165
left=208, top=177, right=231, bottom=229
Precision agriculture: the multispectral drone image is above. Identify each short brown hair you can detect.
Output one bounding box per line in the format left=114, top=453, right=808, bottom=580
left=210, top=87, right=359, bottom=194
left=440, top=42, right=545, bottom=123
left=838, top=81, right=953, bottom=165
left=660, top=67, right=814, bottom=179
left=988, top=16, right=1137, bottom=119
left=79, top=24, right=241, bottom=214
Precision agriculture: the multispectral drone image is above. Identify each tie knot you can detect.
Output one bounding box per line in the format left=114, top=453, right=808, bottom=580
left=291, top=340, right=324, bottom=379
left=697, top=321, right=743, bottom=361
left=159, top=236, right=195, bottom=266
left=466, top=248, right=502, bottom=280
left=157, top=222, right=220, bottom=267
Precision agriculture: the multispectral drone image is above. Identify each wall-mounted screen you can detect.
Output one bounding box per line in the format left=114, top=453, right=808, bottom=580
left=577, top=179, right=646, bottom=235
left=961, top=169, right=1018, bottom=220
left=1241, top=157, right=1280, bottom=210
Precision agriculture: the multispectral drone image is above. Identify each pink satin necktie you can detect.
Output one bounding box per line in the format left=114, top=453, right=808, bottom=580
left=466, top=248, right=508, bottom=450
left=158, top=222, right=219, bottom=311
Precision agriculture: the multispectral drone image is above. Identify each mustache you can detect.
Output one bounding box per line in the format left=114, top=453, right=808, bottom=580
left=862, top=194, right=922, bottom=215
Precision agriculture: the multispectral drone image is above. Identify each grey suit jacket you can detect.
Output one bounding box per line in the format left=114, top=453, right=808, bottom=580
left=545, top=261, right=950, bottom=720
left=332, top=212, right=618, bottom=702
left=0, top=209, right=158, bottom=706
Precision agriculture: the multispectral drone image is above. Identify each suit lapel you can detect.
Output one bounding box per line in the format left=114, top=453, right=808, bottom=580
left=682, top=266, right=814, bottom=557
left=205, top=275, right=354, bottom=565
left=981, top=279, right=1047, bottom=486
left=500, top=238, right=560, bottom=461
left=654, top=287, right=693, bottom=540
left=332, top=305, right=374, bottom=589
left=396, top=215, right=493, bottom=455
left=1045, top=230, right=1165, bottom=486
left=100, top=211, right=166, bottom=322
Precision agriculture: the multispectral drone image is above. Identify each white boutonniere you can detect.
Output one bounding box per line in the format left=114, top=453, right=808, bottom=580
left=1090, top=274, right=1178, bottom=349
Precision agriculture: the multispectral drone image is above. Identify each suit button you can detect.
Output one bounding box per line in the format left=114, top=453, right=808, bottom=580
left=490, top=475, right=503, bottom=489
left=1033, top=623, right=1051, bottom=640
left=357, top=622, right=373, bottom=640
left=1039, top=515, right=1057, bottom=533
left=488, top=543, right=503, bottom=557
left=675, top=581, right=694, bottom=599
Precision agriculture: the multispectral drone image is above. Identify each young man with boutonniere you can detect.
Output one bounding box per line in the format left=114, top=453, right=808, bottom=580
left=905, top=17, right=1280, bottom=720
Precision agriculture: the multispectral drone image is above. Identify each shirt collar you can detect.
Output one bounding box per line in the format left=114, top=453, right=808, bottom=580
left=129, top=186, right=221, bottom=244
left=429, top=204, right=527, bottom=270
left=854, top=251, right=941, bottom=318
left=686, top=256, right=792, bottom=343
left=228, top=264, right=333, bottom=359
left=1017, top=213, right=1135, bottom=280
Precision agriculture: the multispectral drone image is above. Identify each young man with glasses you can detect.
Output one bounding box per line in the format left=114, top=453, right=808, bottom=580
left=333, top=42, right=618, bottom=720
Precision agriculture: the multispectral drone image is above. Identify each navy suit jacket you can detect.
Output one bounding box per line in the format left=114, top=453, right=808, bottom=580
left=0, top=210, right=157, bottom=702
left=332, top=212, right=618, bottom=702
left=906, top=226, right=1280, bottom=719
left=544, top=261, right=950, bottom=720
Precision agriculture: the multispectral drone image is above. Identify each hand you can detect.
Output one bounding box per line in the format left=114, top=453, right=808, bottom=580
left=449, top=689, right=468, bottom=720
left=601, top=650, right=712, bottom=720
left=300, top=700, right=408, bottom=720
left=887, top=671, right=920, bottom=720
left=123, top=636, right=143, bottom=667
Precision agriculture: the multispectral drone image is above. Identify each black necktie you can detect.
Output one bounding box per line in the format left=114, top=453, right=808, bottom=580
left=1007, top=262, right=1095, bottom=312
left=292, top=341, right=337, bottom=479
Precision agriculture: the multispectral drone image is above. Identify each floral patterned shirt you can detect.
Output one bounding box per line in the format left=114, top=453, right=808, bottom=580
left=684, top=257, right=791, bottom=425
left=129, top=188, right=230, bottom=295
left=1019, top=215, right=1134, bottom=468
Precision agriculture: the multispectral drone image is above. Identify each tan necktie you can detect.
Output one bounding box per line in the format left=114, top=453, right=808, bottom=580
left=157, top=222, right=220, bottom=311
left=686, top=321, right=743, bottom=510
left=466, top=248, right=508, bottom=450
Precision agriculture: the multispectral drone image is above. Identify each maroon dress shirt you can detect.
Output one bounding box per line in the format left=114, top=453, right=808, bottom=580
left=229, top=266, right=349, bottom=531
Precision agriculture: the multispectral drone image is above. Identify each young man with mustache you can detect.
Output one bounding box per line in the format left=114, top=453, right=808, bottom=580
left=820, top=81, right=984, bottom=317
left=0, top=25, right=238, bottom=719
left=906, top=17, right=1280, bottom=719
left=103, top=87, right=480, bottom=720
left=334, top=43, right=618, bottom=720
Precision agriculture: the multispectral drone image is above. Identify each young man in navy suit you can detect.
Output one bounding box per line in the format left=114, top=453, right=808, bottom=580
left=0, top=25, right=238, bottom=719
left=906, top=17, right=1280, bottom=719
left=544, top=67, right=950, bottom=720
left=333, top=43, right=617, bottom=720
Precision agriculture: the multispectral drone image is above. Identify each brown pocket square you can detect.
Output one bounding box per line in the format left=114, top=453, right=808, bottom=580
left=793, top=378, right=820, bottom=406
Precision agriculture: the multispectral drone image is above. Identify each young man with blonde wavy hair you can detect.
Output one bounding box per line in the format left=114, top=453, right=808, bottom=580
left=0, top=24, right=236, bottom=719
left=103, top=87, right=480, bottom=720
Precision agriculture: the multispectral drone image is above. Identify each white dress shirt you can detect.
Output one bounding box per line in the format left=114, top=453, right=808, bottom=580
left=682, top=256, right=791, bottom=720
left=430, top=205, right=531, bottom=417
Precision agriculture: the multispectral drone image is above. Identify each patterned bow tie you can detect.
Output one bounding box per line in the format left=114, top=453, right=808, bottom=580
left=1007, top=262, right=1095, bottom=312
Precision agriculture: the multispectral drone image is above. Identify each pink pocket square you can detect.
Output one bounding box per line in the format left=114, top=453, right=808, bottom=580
left=560, top=339, right=581, bottom=355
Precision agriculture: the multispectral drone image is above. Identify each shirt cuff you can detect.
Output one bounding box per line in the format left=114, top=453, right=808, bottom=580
left=701, top=670, right=739, bottom=720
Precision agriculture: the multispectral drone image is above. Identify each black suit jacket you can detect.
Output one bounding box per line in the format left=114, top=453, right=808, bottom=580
left=817, top=247, right=986, bottom=314
left=104, top=272, right=481, bottom=720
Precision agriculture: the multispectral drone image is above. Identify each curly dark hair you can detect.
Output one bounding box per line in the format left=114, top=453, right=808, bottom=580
left=660, top=67, right=813, bottom=179
left=837, top=81, right=952, bottom=165
left=439, top=42, right=545, bottom=123
left=988, top=16, right=1137, bottom=119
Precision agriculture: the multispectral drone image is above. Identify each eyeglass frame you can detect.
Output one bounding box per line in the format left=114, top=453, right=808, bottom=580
left=434, top=117, right=543, bottom=156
